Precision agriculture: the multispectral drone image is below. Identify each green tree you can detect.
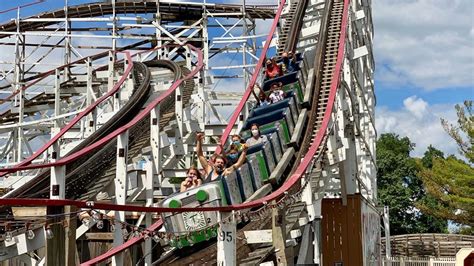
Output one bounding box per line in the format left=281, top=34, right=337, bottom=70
left=377, top=134, right=447, bottom=235
left=413, top=146, right=448, bottom=232
left=441, top=100, right=473, bottom=164
left=416, top=101, right=474, bottom=228
left=417, top=156, right=474, bottom=226
left=421, top=145, right=444, bottom=169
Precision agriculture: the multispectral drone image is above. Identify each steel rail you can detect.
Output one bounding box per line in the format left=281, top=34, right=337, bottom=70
left=0, top=0, right=351, bottom=213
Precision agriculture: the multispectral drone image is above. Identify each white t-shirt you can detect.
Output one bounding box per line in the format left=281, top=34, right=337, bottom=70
left=268, top=90, right=284, bottom=104
left=246, top=134, right=268, bottom=147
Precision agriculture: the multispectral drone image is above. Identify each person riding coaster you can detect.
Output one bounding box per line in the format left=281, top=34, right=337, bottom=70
left=264, top=57, right=282, bottom=80
left=196, top=132, right=248, bottom=182
left=180, top=166, right=203, bottom=192
left=245, top=123, right=268, bottom=147
left=230, top=134, right=244, bottom=152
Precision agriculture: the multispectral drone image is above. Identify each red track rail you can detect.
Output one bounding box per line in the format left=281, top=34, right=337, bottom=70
left=214, top=0, right=286, bottom=155
left=80, top=219, right=163, bottom=266
left=0, top=0, right=350, bottom=213
left=0, top=45, right=199, bottom=176
left=0, top=51, right=131, bottom=177
left=0, top=0, right=350, bottom=263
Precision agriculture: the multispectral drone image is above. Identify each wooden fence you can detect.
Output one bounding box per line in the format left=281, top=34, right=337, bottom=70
left=382, top=257, right=456, bottom=266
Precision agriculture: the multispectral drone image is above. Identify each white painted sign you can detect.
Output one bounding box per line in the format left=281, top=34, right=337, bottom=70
left=217, top=218, right=236, bottom=266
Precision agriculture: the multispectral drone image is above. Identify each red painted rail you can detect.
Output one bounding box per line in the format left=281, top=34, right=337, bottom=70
left=0, top=0, right=350, bottom=214
left=0, top=0, right=351, bottom=263
left=80, top=219, right=163, bottom=266
left=0, top=51, right=131, bottom=177
left=0, top=44, right=199, bottom=176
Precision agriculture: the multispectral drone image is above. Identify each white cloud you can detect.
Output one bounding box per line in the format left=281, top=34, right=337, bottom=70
left=373, top=0, right=474, bottom=90
left=403, top=95, right=427, bottom=119
left=376, top=97, right=459, bottom=157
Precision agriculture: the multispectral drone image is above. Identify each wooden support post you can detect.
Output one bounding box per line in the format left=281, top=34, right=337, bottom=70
left=272, top=202, right=292, bottom=266
left=86, top=58, right=96, bottom=136
left=144, top=160, right=154, bottom=265
left=107, top=50, right=115, bottom=110
left=64, top=205, right=78, bottom=266
left=313, top=219, right=322, bottom=265
left=113, top=131, right=128, bottom=266
left=174, top=76, right=184, bottom=156
left=150, top=105, right=162, bottom=183
left=50, top=142, right=65, bottom=200
left=45, top=206, right=65, bottom=266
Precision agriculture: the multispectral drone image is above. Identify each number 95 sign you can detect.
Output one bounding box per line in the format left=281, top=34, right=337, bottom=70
left=217, top=221, right=236, bottom=265
left=218, top=229, right=233, bottom=242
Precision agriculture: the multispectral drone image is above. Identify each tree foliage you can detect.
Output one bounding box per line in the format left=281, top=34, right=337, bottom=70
left=417, top=101, right=474, bottom=228
left=417, top=156, right=474, bottom=225
left=377, top=134, right=447, bottom=235
left=421, top=145, right=444, bottom=169
left=441, top=100, right=473, bottom=163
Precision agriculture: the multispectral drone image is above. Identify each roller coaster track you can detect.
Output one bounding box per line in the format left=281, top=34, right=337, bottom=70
left=3, top=60, right=194, bottom=201
left=158, top=0, right=347, bottom=264
left=3, top=60, right=151, bottom=198
left=84, top=0, right=350, bottom=264
left=0, top=51, right=134, bottom=177
left=0, top=1, right=275, bottom=40
left=0, top=0, right=356, bottom=263
left=76, top=63, right=194, bottom=202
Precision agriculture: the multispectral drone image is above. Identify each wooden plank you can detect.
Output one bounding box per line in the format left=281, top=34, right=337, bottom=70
left=84, top=232, right=114, bottom=241
left=12, top=207, right=47, bottom=219
left=244, top=230, right=272, bottom=244
left=321, top=195, right=364, bottom=266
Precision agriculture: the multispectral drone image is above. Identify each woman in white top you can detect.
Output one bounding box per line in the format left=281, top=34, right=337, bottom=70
left=245, top=123, right=268, bottom=147
left=268, top=82, right=286, bottom=104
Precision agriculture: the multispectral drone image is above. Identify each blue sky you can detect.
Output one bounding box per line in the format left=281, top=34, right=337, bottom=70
left=0, top=0, right=472, bottom=158
left=373, top=0, right=473, bottom=157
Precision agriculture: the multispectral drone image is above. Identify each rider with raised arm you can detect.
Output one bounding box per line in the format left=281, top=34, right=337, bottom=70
left=196, top=133, right=248, bottom=181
